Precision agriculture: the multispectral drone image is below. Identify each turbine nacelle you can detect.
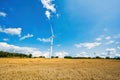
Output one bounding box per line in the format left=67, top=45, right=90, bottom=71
left=51, top=35, right=54, bottom=38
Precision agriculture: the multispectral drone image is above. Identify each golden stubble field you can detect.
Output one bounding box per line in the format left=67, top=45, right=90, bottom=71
left=0, top=58, right=120, bottom=80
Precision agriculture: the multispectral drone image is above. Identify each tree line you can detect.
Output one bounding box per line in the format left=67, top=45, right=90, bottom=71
left=64, top=56, right=120, bottom=60
left=0, top=51, right=32, bottom=58
left=0, top=51, right=120, bottom=60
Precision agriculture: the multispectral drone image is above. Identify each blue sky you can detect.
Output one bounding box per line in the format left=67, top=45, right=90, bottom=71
left=0, top=0, right=120, bottom=58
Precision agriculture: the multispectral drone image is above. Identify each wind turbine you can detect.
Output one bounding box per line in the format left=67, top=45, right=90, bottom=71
left=49, top=25, right=54, bottom=58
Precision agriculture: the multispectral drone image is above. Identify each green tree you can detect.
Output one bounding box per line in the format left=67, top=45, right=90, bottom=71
left=106, top=56, right=110, bottom=59
left=29, top=54, right=32, bottom=58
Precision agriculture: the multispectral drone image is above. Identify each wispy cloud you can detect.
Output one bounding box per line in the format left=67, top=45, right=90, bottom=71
left=55, top=51, right=69, bottom=58
left=37, top=38, right=50, bottom=42
left=106, top=48, right=116, bottom=52
left=96, top=37, right=102, bottom=41
left=95, top=35, right=105, bottom=41
left=96, top=52, right=120, bottom=58
left=75, top=42, right=101, bottom=49
left=117, top=46, right=120, bottom=49
left=76, top=52, right=89, bottom=57
left=20, top=33, right=33, bottom=41
left=113, top=34, right=120, bottom=39
left=0, top=27, right=22, bottom=36
left=56, top=14, right=60, bottom=18
left=105, top=36, right=111, bottom=40
left=0, top=12, right=7, bottom=17
left=95, top=34, right=120, bottom=45
left=41, top=0, right=56, bottom=12
left=106, top=40, right=114, bottom=45
left=3, top=38, right=9, bottom=41
left=41, top=0, right=56, bottom=19
left=56, top=44, right=61, bottom=47
left=45, top=10, right=51, bottom=19
left=106, top=48, right=117, bottom=57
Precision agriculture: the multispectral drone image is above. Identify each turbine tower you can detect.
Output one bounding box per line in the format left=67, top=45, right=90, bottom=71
left=49, top=25, right=54, bottom=58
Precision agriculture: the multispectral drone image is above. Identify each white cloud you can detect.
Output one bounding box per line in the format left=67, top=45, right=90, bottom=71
left=117, top=46, right=120, bottom=49
left=0, top=42, right=48, bottom=57
left=106, top=48, right=116, bottom=52
left=106, top=48, right=117, bottom=58
left=0, top=27, right=22, bottom=36
left=56, top=44, right=61, bottom=47
left=75, top=44, right=82, bottom=48
left=113, top=34, right=120, bottom=39
left=42, top=51, right=50, bottom=58
left=0, top=12, right=7, bottom=17
left=55, top=51, right=69, bottom=58
left=93, top=48, right=119, bottom=58
left=37, top=38, right=50, bottom=42
left=75, top=42, right=101, bottom=49
left=56, top=14, right=60, bottom=18
left=105, top=36, right=111, bottom=40
left=45, top=10, right=51, bottom=19
left=106, top=40, right=114, bottom=45
left=84, top=42, right=101, bottom=49
left=98, top=53, right=107, bottom=58
left=20, top=33, right=33, bottom=41
left=96, top=37, right=102, bottom=41
left=97, top=52, right=120, bottom=58
left=41, top=0, right=56, bottom=19
left=76, top=52, right=89, bottom=57
left=3, top=38, right=9, bottom=41
left=41, top=0, right=56, bottom=12
left=114, top=54, right=120, bottom=57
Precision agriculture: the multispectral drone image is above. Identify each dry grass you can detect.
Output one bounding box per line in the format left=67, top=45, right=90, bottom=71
left=0, top=58, right=120, bottom=80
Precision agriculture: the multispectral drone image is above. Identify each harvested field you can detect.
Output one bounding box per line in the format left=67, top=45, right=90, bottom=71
left=0, top=58, right=120, bottom=80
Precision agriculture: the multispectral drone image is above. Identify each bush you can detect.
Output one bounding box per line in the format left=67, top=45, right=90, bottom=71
left=96, top=56, right=102, bottom=59
left=39, top=56, right=45, bottom=58
left=55, top=56, right=59, bottom=58
left=51, top=56, right=54, bottom=58
left=106, top=57, right=110, bottom=59
left=64, top=56, right=72, bottom=59
left=29, top=54, right=32, bottom=58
